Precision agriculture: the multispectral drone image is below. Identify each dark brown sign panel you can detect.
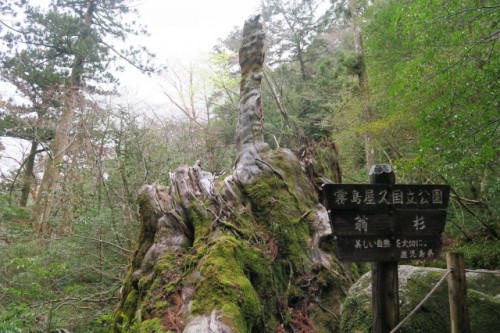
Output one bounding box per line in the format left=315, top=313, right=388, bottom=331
left=322, top=183, right=451, bottom=262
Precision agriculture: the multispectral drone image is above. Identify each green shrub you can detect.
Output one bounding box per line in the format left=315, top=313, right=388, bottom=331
left=450, top=239, right=500, bottom=270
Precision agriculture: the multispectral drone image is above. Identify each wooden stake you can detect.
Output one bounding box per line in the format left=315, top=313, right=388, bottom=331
left=447, top=252, right=471, bottom=333
left=370, top=164, right=399, bottom=333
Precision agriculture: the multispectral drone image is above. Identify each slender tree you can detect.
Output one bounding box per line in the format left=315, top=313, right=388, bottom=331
left=1, top=26, right=64, bottom=207
left=329, top=0, right=374, bottom=170
left=262, top=0, right=335, bottom=143
left=347, top=0, right=374, bottom=170
left=0, top=0, right=156, bottom=233
left=31, top=2, right=96, bottom=233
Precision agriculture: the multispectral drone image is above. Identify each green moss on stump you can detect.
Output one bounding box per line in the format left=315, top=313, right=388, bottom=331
left=246, top=174, right=311, bottom=274
left=112, top=149, right=350, bottom=332
left=190, top=235, right=272, bottom=332
left=123, top=289, right=139, bottom=318
left=188, top=202, right=212, bottom=244
left=139, top=318, right=168, bottom=333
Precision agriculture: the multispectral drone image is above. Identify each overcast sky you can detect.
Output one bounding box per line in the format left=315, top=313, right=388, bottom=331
left=139, top=0, right=261, bottom=59
left=116, top=0, right=262, bottom=107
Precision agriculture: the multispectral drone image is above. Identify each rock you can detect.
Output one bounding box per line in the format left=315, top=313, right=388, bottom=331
left=340, top=265, right=500, bottom=332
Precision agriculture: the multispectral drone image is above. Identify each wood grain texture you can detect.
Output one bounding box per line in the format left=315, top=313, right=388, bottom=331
left=447, top=252, right=471, bottom=333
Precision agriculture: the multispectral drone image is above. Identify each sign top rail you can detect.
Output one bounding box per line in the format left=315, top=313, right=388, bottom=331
left=322, top=184, right=450, bottom=210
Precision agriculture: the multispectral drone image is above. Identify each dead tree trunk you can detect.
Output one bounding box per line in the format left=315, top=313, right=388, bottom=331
left=111, top=16, right=352, bottom=333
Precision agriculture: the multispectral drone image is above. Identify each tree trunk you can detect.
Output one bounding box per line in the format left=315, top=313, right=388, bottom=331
left=31, top=89, right=77, bottom=233
left=19, top=141, right=38, bottom=207
left=31, top=0, right=95, bottom=233
left=111, top=16, right=353, bottom=333
left=348, top=0, right=375, bottom=170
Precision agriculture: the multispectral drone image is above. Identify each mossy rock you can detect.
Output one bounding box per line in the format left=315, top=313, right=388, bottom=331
left=340, top=265, right=500, bottom=333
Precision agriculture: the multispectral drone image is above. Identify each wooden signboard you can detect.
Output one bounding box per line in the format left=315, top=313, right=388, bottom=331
left=322, top=184, right=450, bottom=262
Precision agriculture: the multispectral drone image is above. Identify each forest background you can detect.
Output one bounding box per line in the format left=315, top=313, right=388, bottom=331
left=0, top=0, right=498, bottom=332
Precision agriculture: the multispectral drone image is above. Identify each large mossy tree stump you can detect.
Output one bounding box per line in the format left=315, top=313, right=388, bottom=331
left=111, top=16, right=354, bottom=333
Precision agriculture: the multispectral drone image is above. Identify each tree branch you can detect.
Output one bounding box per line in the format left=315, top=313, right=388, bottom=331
left=70, top=233, right=132, bottom=254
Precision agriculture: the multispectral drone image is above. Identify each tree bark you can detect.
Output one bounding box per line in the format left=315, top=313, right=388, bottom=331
left=447, top=252, right=471, bottom=333
left=111, top=16, right=352, bottom=333
left=19, top=141, right=38, bottom=207
left=348, top=0, right=375, bottom=170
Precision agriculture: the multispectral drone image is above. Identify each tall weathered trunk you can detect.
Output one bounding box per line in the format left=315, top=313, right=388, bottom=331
left=234, top=15, right=271, bottom=185
left=111, top=16, right=353, bottom=333
left=31, top=1, right=95, bottom=233
left=348, top=0, right=375, bottom=170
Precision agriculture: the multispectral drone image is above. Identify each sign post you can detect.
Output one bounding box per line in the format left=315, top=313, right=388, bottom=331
left=447, top=252, right=471, bottom=333
left=322, top=164, right=450, bottom=333
left=370, top=165, right=398, bottom=333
